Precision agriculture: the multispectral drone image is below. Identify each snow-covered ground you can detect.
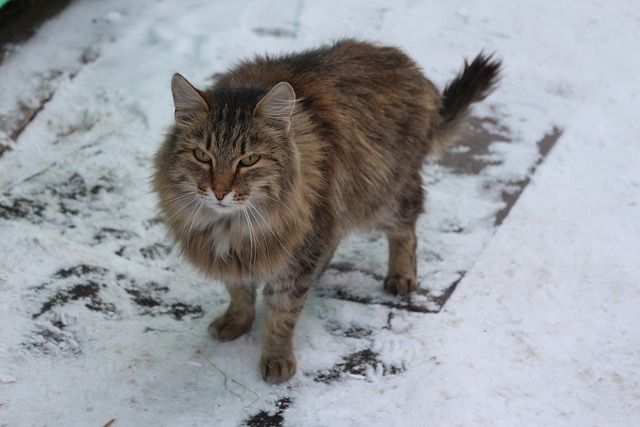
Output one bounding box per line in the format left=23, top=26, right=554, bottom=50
left=1, top=0, right=639, bottom=426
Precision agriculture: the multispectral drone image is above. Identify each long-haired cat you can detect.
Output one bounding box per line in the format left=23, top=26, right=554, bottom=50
left=153, top=39, right=500, bottom=383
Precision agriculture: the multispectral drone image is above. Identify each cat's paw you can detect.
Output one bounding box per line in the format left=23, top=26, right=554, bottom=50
left=260, top=353, right=297, bottom=384
left=208, top=313, right=253, bottom=342
left=383, top=274, right=417, bottom=295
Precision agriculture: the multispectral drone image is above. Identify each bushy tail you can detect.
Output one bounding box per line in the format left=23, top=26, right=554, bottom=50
left=433, top=53, right=501, bottom=149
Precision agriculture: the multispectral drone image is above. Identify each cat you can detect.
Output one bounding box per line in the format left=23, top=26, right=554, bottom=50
left=153, top=39, right=500, bottom=383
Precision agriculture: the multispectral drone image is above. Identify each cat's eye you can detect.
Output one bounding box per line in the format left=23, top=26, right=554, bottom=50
left=193, top=148, right=209, bottom=163
left=239, top=154, right=260, bottom=167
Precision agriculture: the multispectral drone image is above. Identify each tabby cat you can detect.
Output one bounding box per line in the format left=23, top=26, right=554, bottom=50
left=153, top=39, right=500, bottom=383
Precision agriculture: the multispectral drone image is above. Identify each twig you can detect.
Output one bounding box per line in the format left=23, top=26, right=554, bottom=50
left=197, top=348, right=260, bottom=407
left=10, top=92, right=55, bottom=141
left=231, top=378, right=260, bottom=408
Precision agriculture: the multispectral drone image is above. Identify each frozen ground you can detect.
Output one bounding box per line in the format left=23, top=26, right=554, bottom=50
left=1, top=0, right=639, bottom=426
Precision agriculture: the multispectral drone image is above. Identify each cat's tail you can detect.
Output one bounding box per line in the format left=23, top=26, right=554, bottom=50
left=432, top=53, right=501, bottom=150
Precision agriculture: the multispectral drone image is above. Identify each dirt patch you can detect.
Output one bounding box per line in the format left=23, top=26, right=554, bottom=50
left=33, top=265, right=202, bottom=322
left=118, top=275, right=203, bottom=321
left=0, top=172, right=94, bottom=219
left=54, top=264, right=107, bottom=279
left=313, top=348, right=405, bottom=384
left=26, top=322, right=81, bottom=355
left=143, top=216, right=164, bottom=229
left=494, top=126, right=562, bottom=226
left=1, top=171, right=119, bottom=227
left=0, top=0, right=71, bottom=65
left=94, top=227, right=139, bottom=243
left=318, top=284, right=452, bottom=314
left=165, top=302, right=203, bottom=320
left=428, top=271, right=466, bottom=308
left=139, top=243, right=172, bottom=260
left=33, top=279, right=116, bottom=319
left=436, top=116, right=511, bottom=175
left=124, top=288, right=162, bottom=308
left=47, top=172, right=88, bottom=201
left=326, top=321, right=374, bottom=339
left=0, top=2, right=104, bottom=148
left=245, top=397, right=292, bottom=427
left=0, top=197, right=46, bottom=221
left=328, top=261, right=385, bottom=281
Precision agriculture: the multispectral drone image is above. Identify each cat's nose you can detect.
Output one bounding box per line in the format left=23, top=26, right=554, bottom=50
left=213, top=185, right=230, bottom=201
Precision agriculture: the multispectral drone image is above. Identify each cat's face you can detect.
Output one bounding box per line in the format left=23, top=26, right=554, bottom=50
left=156, top=75, right=296, bottom=223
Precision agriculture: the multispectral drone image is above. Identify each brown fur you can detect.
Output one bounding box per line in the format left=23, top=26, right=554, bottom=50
left=152, top=39, right=500, bottom=383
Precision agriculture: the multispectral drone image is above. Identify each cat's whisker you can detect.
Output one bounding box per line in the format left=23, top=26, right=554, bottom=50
left=153, top=183, right=193, bottom=192
left=166, top=192, right=197, bottom=204
left=185, top=199, right=204, bottom=251
left=245, top=203, right=274, bottom=264
left=246, top=201, right=292, bottom=260
left=162, top=189, right=196, bottom=204
left=164, top=201, right=197, bottom=228
left=253, top=193, right=297, bottom=218
left=163, top=196, right=198, bottom=224
left=178, top=198, right=202, bottom=248
left=240, top=206, right=256, bottom=273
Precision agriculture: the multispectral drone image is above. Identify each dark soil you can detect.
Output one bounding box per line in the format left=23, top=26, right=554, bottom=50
left=33, top=280, right=116, bottom=319
left=0, top=0, right=71, bottom=65
left=313, top=348, right=405, bottom=384
left=245, top=397, right=292, bottom=427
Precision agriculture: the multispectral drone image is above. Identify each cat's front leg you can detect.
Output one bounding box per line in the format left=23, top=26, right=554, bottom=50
left=260, top=278, right=312, bottom=383
left=209, top=282, right=257, bottom=341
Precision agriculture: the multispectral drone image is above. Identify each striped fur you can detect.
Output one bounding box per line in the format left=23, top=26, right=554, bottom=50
left=152, top=39, right=500, bottom=383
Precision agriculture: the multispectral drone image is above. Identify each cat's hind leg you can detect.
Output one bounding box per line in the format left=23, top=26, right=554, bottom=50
left=384, top=224, right=418, bottom=295
left=383, top=176, right=423, bottom=295
left=209, top=282, right=257, bottom=341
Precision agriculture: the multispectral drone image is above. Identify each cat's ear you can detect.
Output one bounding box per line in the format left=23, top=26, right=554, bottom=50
left=254, top=82, right=296, bottom=133
left=171, top=73, right=208, bottom=123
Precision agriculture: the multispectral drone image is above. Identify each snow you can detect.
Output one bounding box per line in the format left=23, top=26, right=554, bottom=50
left=1, top=0, right=639, bottom=426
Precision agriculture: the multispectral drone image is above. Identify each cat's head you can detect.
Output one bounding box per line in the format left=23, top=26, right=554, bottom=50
left=155, top=73, right=298, bottom=222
